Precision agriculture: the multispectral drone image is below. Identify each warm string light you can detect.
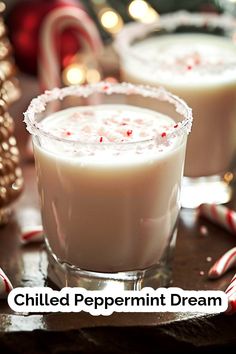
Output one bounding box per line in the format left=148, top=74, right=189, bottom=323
left=129, top=0, right=149, bottom=19
left=62, top=63, right=101, bottom=86
left=99, top=7, right=124, bottom=34
left=0, top=2, right=6, bottom=13
left=224, top=172, right=234, bottom=184
left=62, top=63, right=86, bottom=85
left=128, top=0, right=159, bottom=24
left=91, top=0, right=124, bottom=34
left=63, top=1, right=159, bottom=84
left=86, top=68, right=101, bottom=83
left=91, top=0, right=158, bottom=34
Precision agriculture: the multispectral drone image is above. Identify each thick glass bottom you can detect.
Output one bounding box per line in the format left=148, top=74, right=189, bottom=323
left=46, top=228, right=177, bottom=290
left=181, top=174, right=233, bottom=209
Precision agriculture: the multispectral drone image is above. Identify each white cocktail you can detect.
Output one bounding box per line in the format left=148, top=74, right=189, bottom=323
left=24, top=82, right=192, bottom=289
left=116, top=12, right=236, bottom=207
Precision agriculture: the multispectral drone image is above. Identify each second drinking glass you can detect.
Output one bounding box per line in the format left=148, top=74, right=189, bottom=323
left=116, top=11, right=236, bottom=208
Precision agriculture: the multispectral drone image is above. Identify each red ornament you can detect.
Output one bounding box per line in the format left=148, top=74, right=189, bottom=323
left=7, top=0, right=84, bottom=75
left=126, top=130, right=133, bottom=137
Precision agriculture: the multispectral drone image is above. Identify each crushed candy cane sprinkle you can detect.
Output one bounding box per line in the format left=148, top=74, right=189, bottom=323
left=39, top=104, right=180, bottom=145
left=125, top=31, right=236, bottom=84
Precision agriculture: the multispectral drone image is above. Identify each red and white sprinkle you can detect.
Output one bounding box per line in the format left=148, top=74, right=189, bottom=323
left=103, top=84, right=109, bottom=90
left=21, top=225, right=44, bottom=245
left=0, top=267, right=13, bottom=298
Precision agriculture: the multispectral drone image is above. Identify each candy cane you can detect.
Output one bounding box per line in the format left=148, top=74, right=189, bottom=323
left=199, top=204, right=236, bottom=235
left=225, top=273, right=236, bottom=314
left=208, top=247, right=236, bottom=279
left=0, top=267, right=13, bottom=298
left=39, top=6, right=103, bottom=91
left=198, top=204, right=236, bottom=314
left=21, top=225, right=44, bottom=245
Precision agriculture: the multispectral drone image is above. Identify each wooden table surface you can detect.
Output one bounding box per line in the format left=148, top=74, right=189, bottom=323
left=0, top=76, right=236, bottom=353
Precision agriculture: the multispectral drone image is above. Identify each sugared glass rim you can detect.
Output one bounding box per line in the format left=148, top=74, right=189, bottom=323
left=115, top=10, right=236, bottom=72
left=23, top=81, right=192, bottom=146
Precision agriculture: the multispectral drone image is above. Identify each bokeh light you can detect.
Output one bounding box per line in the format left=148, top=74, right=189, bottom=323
left=99, top=8, right=124, bottom=34
left=128, top=0, right=159, bottom=23
left=86, top=68, right=101, bottom=83
left=128, top=0, right=149, bottom=19
left=62, top=63, right=86, bottom=85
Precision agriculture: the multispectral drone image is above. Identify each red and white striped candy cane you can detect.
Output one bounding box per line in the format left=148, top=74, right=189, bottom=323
left=21, top=225, right=44, bottom=245
left=225, top=273, right=236, bottom=314
left=0, top=267, right=13, bottom=298
left=208, top=247, right=236, bottom=279
left=199, top=204, right=236, bottom=314
left=199, top=204, right=236, bottom=235
left=39, top=6, right=103, bottom=91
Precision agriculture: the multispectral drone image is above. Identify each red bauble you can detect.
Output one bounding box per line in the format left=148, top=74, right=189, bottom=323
left=7, top=0, right=83, bottom=75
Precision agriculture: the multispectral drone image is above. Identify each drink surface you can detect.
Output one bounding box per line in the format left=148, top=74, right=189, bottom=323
left=39, top=104, right=180, bottom=160
left=124, top=33, right=236, bottom=87
left=34, top=104, right=186, bottom=272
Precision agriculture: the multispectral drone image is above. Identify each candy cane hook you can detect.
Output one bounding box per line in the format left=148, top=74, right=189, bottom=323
left=39, top=6, right=104, bottom=91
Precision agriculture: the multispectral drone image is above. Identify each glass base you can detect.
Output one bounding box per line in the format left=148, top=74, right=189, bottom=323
left=181, top=174, right=233, bottom=209
left=46, top=229, right=177, bottom=290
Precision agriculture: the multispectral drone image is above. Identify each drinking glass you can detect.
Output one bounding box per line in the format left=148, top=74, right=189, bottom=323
left=115, top=11, right=236, bottom=208
left=24, top=82, right=192, bottom=289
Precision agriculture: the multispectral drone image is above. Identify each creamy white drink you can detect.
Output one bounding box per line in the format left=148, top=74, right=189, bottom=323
left=33, top=104, right=187, bottom=272
left=120, top=33, right=236, bottom=177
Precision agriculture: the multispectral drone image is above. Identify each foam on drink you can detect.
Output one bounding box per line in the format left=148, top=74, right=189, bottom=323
left=124, top=33, right=236, bottom=86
